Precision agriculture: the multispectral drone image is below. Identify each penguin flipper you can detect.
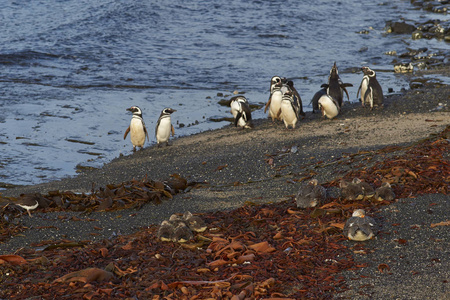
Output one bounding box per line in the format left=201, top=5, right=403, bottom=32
left=264, top=96, right=272, bottom=113
left=234, top=112, right=242, bottom=127
left=276, top=108, right=282, bottom=118
left=357, top=83, right=362, bottom=99
left=171, top=125, right=175, bottom=137
left=342, top=86, right=350, bottom=101
left=320, top=83, right=329, bottom=89
left=124, top=126, right=130, bottom=140
left=241, top=103, right=252, bottom=122
left=363, top=88, right=372, bottom=108
left=144, top=126, right=149, bottom=141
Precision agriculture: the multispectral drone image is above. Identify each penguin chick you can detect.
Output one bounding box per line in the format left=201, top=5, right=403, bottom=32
left=157, top=220, right=175, bottom=242
left=357, top=179, right=375, bottom=199
left=360, top=66, right=383, bottom=109
left=340, top=178, right=364, bottom=200
left=124, top=106, right=149, bottom=151
left=156, top=108, right=176, bottom=147
left=318, top=94, right=340, bottom=119
left=230, top=96, right=253, bottom=129
left=183, top=211, right=207, bottom=232
left=264, top=76, right=283, bottom=122
left=343, top=209, right=376, bottom=241
left=172, top=222, right=194, bottom=243
left=280, top=90, right=298, bottom=129
left=15, top=193, right=40, bottom=217
left=296, top=179, right=327, bottom=208
left=375, top=182, right=395, bottom=201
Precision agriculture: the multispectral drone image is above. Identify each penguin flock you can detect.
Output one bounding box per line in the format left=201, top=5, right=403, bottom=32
left=295, top=177, right=395, bottom=241
left=123, top=62, right=383, bottom=149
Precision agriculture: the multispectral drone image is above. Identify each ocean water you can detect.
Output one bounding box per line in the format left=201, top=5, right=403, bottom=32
left=0, top=0, right=448, bottom=187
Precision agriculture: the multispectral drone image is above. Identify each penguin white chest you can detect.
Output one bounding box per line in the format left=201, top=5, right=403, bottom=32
left=269, top=91, right=282, bottom=120
left=230, top=101, right=246, bottom=127
left=281, top=99, right=298, bottom=129
left=157, top=117, right=172, bottom=143
left=360, top=76, right=370, bottom=105
left=129, top=118, right=146, bottom=147
left=318, top=95, right=339, bottom=119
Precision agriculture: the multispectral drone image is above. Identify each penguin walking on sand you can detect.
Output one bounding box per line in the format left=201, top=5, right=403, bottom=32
left=230, top=96, right=253, bottom=129
left=357, top=66, right=384, bottom=109
left=279, top=90, right=299, bottom=129
left=318, top=94, right=340, bottom=119
left=156, top=108, right=176, bottom=147
left=343, top=209, right=377, bottom=241
left=323, top=62, right=352, bottom=108
left=264, top=76, right=283, bottom=122
left=124, top=106, right=149, bottom=151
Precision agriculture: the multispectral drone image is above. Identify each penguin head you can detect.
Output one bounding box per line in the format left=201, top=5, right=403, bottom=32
left=352, top=209, right=365, bottom=218
left=270, top=76, right=283, bottom=91
left=230, top=95, right=247, bottom=105
left=362, top=66, right=376, bottom=77
left=162, top=108, right=177, bottom=115
left=329, top=62, right=339, bottom=80
left=126, top=106, right=143, bottom=116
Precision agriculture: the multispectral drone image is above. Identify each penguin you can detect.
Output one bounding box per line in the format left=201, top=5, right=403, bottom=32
left=310, top=84, right=328, bottom=113
left=264, top=76, right=283, bottom=122
left=374, top=182, right=395, bottom=201
left=355, top=179, right=375, bottom=199
left=326, top=62, right=353, bottom=107
left=230, top=96, right=253, bottom=129
left=343, top=209, right=376, bottom=241
left=155, top=108, right=176, bottom=147
left=157, top=220, right=175, bottom=242
left=296, top=179, right=327, bottom=208
left=15, top=193, right=40, bottom=217
left=124, top=106, right=149, bottom=151
left=183, top=211, right=207, bottom=233
left=286, top=80, right=305, bottom=117
left=340, top=178, right=364, bottom=200
left=172, top=222, right=194, bottom=243
left=279, top=90, right=298, bottom=129
left=318, top=94, right=340, bottom=119
left=357, top=66, right=384, bottom=109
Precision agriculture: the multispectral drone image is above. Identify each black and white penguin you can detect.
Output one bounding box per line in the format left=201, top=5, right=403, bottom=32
left=230, top=96, right=253, bottom=129
left=264, top=76, right=283, bottom=121
left=279, top=90, right=298, bottom=129
left=343, top=209, right=376, bottom=241
left=357, top=66, right=384, bottom=109
left=325, top=62, right=352, bottom=107
left=124, top=106, right=149, bottom=151
left=155, top=108, right=176, bottom=147
left=318, top=94, right=340, bottom=119
left=310, top=84, right=328, bottom=113
left=286, top=80, right=305, bottom=117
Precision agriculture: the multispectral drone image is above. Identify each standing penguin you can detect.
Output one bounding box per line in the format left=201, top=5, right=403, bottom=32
left=124, top=106, right=149, bottom=151
left=318, top=94, right=340, bottom=119
left=279, top=90, right=298, bottom=129
left=264, top=76, right=283, bottom=121
left=310, top=84, right=328, bottom=113
left=156, top=108, right=176, bottom=147
left=230, top=96, right=253, bottom=129
left=325, top=62, right=352, bottom=107
left=286, top=80, right=305, bottom=117
left=357, top=66, right=384, bottom=109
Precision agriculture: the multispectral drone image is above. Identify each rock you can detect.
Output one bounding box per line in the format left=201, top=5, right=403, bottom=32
left=387, top=21, right=416, bottom=34
left=412, top=30, right=423, bottom=40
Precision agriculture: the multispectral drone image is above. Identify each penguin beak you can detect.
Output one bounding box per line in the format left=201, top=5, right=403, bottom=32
left=126, top=107, right=133, bottom=112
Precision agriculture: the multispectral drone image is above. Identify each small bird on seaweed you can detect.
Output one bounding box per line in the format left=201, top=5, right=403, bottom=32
left=356, top=179, right=375, bottom=199
left=172, top=222, right=194, bottom=243
left=296, top=179, right=327, bottom=208
left=230, top=96, right=253, bottom=129
left=340, top=178, right=364, bottom=201
left=15, top=193, right=40, bottom=217
left=375, top=182, right=395, bottom=201
left=156, top=108, right=176, bottom=147
left=183, top=211, right=207, bottom=233
left=343, top=209, right=376, bottom=241
left=124, top=106, right=149, bottom=151
left=157, top=220, right=175, bottom=242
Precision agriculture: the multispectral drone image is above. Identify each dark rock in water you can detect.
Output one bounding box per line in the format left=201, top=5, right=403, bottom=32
left=386, top=21, right=416, bottom=34
left=218, top=99, right=231, bottom=107
left=410, top=81, right=424, bottom=89
left=412, top=30, right=423, bottom=40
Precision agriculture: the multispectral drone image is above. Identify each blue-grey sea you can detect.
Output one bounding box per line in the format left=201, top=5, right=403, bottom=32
left=0, top=0, right=448, bottom=187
